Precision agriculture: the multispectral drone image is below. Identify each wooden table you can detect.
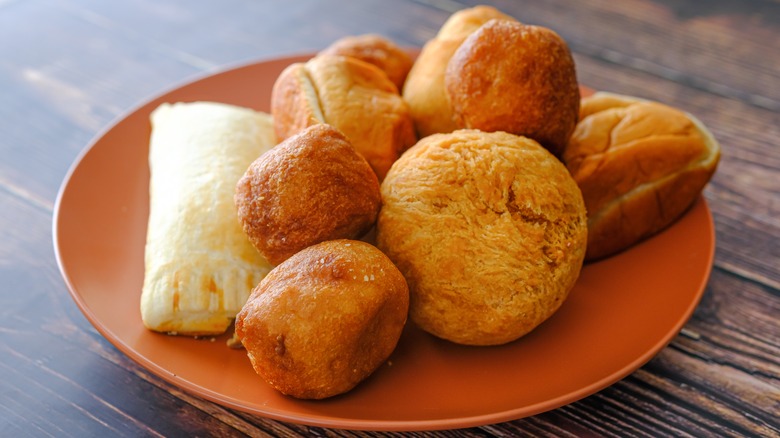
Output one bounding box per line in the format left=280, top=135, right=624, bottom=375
left=2, top=0, right=778, bottom=436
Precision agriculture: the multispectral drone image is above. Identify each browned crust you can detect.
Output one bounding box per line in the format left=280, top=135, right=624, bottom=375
left=270, top=62, right=323, bottom=142
left=235, top=239, right=409, bottom=399
left=305, top=55, right=417, bottom=180
left=402, top=5, right=516, bottom=138
left=234, top=124, right=381, bottom=266
left=271, top=55, right=416, bottom=180
left=445, top=19, right=580, bottom=158
left=319, top=33, right=414, bottom=91
left=563, top=93, right=721, bottom=260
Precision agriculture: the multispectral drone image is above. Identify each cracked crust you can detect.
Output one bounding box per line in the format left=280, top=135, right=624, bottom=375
left=376, top=129, right=587, bottom=346
left=563, top=92, right=721, bottom=260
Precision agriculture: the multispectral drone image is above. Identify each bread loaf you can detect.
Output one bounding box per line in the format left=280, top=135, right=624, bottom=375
left=563, top=92, right=721, bottom=260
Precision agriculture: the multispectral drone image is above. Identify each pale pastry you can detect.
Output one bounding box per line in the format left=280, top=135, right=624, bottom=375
left=141, top=101, right=274, bottom=336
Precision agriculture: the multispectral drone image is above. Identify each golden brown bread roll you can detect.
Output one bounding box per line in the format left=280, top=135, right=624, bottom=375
left=234, top=124, right=380, bottom=266
left=402, top=5, right=516, bottom=137
left=319, top=33, right=413, bottom=91
left=235, top=239, right=409, bottom=399
left=563, top=92, right=721, bottom=261
left=271, top=54, right=416, bottom=180
left=445, top=19, right=580, bottom=158
left=377, top=129, right=587, bottom=346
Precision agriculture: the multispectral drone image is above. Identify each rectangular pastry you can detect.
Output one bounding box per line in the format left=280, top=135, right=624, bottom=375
left=141, top=101, right=275, bottom=335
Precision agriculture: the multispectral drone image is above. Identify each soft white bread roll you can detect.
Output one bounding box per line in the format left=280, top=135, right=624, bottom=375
left=563, top=92, right=721, bottom=261
left=141, top=102, right=274, bottom=335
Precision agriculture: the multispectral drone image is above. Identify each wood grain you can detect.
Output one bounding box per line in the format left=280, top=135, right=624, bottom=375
left=0, top=0, right=777, bottom=436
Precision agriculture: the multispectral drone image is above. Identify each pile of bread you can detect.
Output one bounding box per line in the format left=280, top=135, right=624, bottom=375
left=140, top=5, right=720, bottom=400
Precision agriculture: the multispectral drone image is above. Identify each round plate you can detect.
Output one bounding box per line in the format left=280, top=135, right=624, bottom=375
left=53, top=54, right=715, bottom=431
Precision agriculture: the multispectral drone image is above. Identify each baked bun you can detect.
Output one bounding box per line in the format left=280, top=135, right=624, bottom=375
left=234, top=124, right=380, bottom=265
left=271, top=54, right=416, bottom=180
left=235, top=239, right=409, bottom=399
left=377, top=130, right=587, bottom=346
left=563, top=92, right=721, bottom=261
left=319, top=34, right=413, bottom=91
left=402, top=5, right=516, bottom=137
left=445, top=19, right=580, bottom=157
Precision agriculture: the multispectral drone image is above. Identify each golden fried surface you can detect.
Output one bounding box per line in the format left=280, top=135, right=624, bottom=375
left=235, top=240, right=409, bottom=399
left=377, top=129, right=587, bottom=346
left=445, top=19, right=580, bottom=158
left=234, top=124, right=380, bottom=266
left=402, top=5, right=515, bottom=138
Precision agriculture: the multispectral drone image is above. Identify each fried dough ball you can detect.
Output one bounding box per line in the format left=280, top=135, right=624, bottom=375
left=402, top=5, right=517, bottom=138
left=235, top=239, right=409, bottom=399
left=445, top=19, right=580, bottom=157
left=234, top=124, right=380, bottom=265
left=377, top=130, right=587, bottom=346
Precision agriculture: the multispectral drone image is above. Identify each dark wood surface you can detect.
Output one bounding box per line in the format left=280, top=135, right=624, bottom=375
left=1, top=0, right=778, bottom=436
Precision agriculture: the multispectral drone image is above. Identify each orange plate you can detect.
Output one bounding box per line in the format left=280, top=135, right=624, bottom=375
left=53, top=54, right=715, bottom=431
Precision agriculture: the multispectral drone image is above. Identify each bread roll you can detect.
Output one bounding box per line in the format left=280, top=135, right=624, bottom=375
left=563, top=92, right=721, bottom=260
left=235, top=240, right=409, bottom=399
left=319, top=34, right=413, bottom=91
left=141, top=102, right=274, bottom=336
left=445, top=19, right=580, bottom=158
left=402, top=5, right=516, bottom=137
left=377, top=130, right=587, bottom=346
left=271, top=54, right=416, bottom=180
left=234, top=124, right=380, bottom=266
